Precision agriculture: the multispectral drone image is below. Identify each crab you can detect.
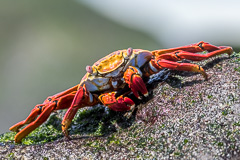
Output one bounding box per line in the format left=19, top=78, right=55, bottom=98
left=9, top=41, right=233, bottom=143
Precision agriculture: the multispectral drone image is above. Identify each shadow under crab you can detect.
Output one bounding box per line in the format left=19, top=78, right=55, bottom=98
left=68, top=55, right=233, bottom=139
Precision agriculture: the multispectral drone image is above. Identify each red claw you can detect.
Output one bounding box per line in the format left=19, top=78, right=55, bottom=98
left=131, top=74, right=149, bottom=98
left=110, top=96, right=135, bottom=111
left=124, top=66, right=148, bottom=99
left=99, top=92, right=135, bottom=112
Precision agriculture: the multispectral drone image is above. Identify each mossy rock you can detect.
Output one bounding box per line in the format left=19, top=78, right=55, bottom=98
left=0, top=53, right=240, bottom=159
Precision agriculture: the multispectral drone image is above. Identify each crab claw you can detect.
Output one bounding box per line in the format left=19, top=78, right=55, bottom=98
left=99, top=92, right=135, bottom=111
left=124, top=66, right=148, bottom=99
left=112, top=96, right=135, bottom=111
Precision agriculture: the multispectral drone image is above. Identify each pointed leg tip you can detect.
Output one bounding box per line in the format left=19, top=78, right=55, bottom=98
left=14, top=135, right=22, bottom=144
left=64, top=134, right=71, bottom=141
left=62, top=129, right=71, bottom=141
left=143, top=92, right=149, bottom=97
left=132, top=90, right=140, bottom=100
left=203, top=73, right=208, bottom=81
left=130, top=104, right=135, bottom=110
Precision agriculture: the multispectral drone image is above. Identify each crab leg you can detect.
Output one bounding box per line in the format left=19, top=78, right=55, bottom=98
left=10, top=85, right=78, bottom=132
left=10, top=85, right=78, bottom=143
left=61, top=84, right=97, bottom=137
left=156, top=59, right=208, bottom=80
left=147, top=42, right=233, bottom=79
left=9, top=104, right=48, bottom=133
left=156, top=46, right=233, bottom=62
left=152, top=41, right=232, bottom=56
left=14, top=102, right=57, bottom=143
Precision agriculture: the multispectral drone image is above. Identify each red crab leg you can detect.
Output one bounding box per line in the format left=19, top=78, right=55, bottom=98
left=148, top=42, right=233, bottom=79
left=124, top=66, right=148, bottom=99
left=99, top=92, right=135, bottom=111
left=10, top=85, right=78, bottom=143
left=61, top=84, right=97, bottom=138
left=152, top=41, right=231, bottom=56
left=155, top=59, right=208, bottom=80
left=9, top=104, right=48, bottom=133
left=156, top=46, right=233, bottom=62
left=9, top=86, right=77, bottom=133
left=10, top=85, right=78, bottom=132
left=14, top=102, right=58, bottom=143
left=14, top=92, right=76, bottom=143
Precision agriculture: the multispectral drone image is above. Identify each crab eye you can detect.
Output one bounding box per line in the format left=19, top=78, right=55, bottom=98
left=127, top=47, right=133, bottom=57
left=86, top=65, right=93, bottom=74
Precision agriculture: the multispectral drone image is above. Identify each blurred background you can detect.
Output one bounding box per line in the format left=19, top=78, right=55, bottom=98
left=0, top=0, right=240, bottom=134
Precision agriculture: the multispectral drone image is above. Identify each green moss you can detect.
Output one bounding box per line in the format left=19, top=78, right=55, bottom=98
left=230, top=52, right=240, bottom=72
left=174, top=152, right=181, bottom=156
left=183, top=139, right=188, bottom=145
left=233, top=121, right=240, bottom=126
left=232, top=52, right=240, bottom=58
left=0, top=105, right=134, bottom=145
left=207, top=95, right=213, bottom=99
left=217, top=142, right=224, bottom=147
left=0, top=132, right=15, bottom=143
left=232, top=52, right=240, bottom=62
left=7, top=152, right=15, bottom=160
left=222, top=109, right=229, bottom=116
left=234, top=67, right=240, bottom=72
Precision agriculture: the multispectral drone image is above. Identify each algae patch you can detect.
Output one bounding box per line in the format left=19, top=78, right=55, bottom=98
left=0, top=105, right=133, bottom=145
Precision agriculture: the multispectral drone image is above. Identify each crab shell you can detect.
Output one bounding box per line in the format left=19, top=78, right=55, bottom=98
left=79, top=48, right=152, bottom=93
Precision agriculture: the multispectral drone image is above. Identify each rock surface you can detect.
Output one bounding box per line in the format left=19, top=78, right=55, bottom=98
left=0, top=54, right=240, bottom=159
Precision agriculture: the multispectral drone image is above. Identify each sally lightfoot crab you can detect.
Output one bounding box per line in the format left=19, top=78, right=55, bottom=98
left=9, top=41, right=233, bottom=143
